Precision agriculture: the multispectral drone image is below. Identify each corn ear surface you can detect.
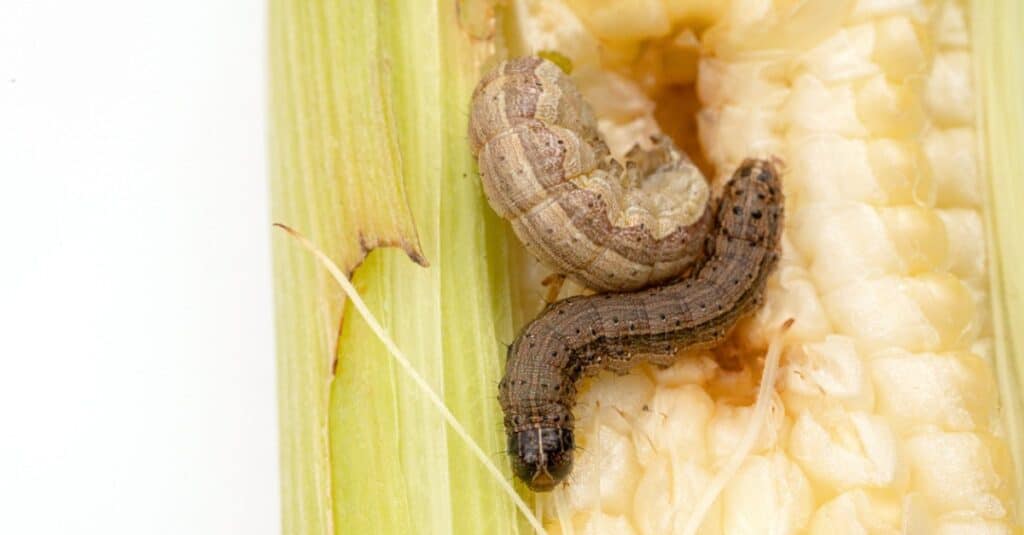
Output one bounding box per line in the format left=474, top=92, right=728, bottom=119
left=506, top=0, right=1024, bottom=532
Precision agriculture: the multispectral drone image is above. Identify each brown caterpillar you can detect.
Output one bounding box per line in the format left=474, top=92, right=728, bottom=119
left=498, top=158, right=784, bottom=491
left=468, top=56, right=713, bottom=292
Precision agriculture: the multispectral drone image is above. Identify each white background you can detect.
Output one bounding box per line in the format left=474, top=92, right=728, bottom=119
left=1, top=2, right=279, bottom=533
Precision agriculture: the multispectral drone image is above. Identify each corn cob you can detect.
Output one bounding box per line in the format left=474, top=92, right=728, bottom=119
left=268, top=0, right=1023, bottom=533
left=505, top=0, right=1020, bottom=533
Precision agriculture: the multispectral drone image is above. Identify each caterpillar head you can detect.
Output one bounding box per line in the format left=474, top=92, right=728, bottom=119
left=508, top=426, right=574, bottom=491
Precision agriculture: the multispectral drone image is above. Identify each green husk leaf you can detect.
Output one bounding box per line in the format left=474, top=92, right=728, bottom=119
left=268, top=0, right=425, bottom=532
left=973, top=0, right=1024, bottom=515
left=269, top=0, right=531, bottom=533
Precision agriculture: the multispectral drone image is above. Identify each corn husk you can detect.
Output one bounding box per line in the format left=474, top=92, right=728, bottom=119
left=973, top=0, right=1024, bottom=514
left=269, top=0, right=532, bottom=533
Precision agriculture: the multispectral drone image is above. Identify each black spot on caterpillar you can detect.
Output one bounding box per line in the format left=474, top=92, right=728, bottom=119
left=469, top=56, right=714, bottom=292
left=498, top=158, right=785, bottom=491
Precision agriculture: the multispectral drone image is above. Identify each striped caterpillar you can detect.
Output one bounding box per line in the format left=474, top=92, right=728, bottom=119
left=468, top=56, right=784, bottom=491
left=498, top=158, right=784, bottom=491
left=468, top=56, right=713, bottom=292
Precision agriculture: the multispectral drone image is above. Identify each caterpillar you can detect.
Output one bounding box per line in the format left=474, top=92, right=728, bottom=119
left=498, top=158, right=784, bottom=491
left=468, top=56, right=713, bottom=292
